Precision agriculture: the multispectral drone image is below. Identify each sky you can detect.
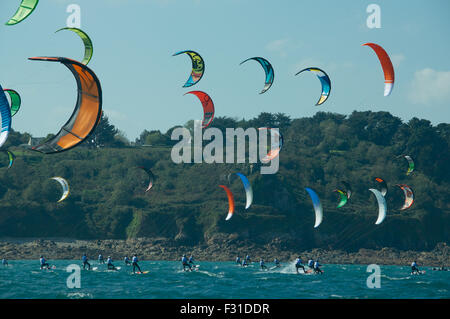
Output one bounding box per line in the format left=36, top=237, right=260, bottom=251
left=1, top=0, right=449, bottom=141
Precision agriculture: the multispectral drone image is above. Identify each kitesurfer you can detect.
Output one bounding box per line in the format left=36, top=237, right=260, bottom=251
left=189, top=255, right=195, bottom=266
left=411, top=261, right=420, bottom=274
left=242, top=259, right=248, bottom=267
left=260, top=259, right=267, bottom=270
left=2, top=258, right=7, bottom=266
left=106, top=256, right=117, bottom=270
left=124, top=256, right=131, bottom=265
left=40, top=256, right=50, bottom=270
left=274, top=258, right=280, bottom=267
left=182, top=254, right=192, bottom=271
left=236, top=256, right=241, bottom=265
left=132, top=255, right=141, bottom=273
left=295, top=256, right=306, bottom=274
left=98, top=254, right=104, bottom=264
left=313, top=260, right=323, bottom=274
left=82, top=253, right=90, bottom=270
left=246, top=255, right=251, bottom=263
left=307, top=259, right=314, bottom=269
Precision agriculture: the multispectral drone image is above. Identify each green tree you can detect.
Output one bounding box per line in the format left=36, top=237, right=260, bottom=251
left=84, top=113, right=118, bottom=148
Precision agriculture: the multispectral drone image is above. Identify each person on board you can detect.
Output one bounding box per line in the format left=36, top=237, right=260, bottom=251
left=40, top=256, right=50, bottom=270
left=274, top=258, right=281, bottom=267
left=260, top=258, right=267, bottom=270
left=98, top=254, right=104, bottom=264
left=307, top=259, right=314, bottom=269
left=181, top=254, right=192, bottom=271
left=188, top=255, right=195, bottom=266
left=132, top=255, right=142, bottom=273
left=236, top=256, right=241, bottom=265
left=246, top=255, right=251, bottom=263
left=313, top=260, right=323, bottom=274
left=82, top=253, right=91, bottom=270
left=242, top=258, right=248, bottom=267
left=411, top=261, right=420, bottom=274
left=106, top=256, right=117, bottom=270
left=295, top=256, right=306, bottom=274
left=2, top=258, right=8, bottom=266
left=124, top=256, right=131, bottom=266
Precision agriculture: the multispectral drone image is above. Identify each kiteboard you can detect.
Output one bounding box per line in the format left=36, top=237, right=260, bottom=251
left=411, top=270, right=426, bottom=275
left=191, top=265, right=200, bottom=271
left=93, top=266, right=121, bottom=271
left=134, top=271, right=150, bottom=275
left=300, top=268, right=320, bottom=275
left=269, top=265, right=281, bottom=270
left=41, top=265, right=56, bottom=270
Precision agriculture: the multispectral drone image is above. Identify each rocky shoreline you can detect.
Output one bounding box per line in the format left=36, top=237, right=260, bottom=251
left=0, top=238, right=448, bottom=267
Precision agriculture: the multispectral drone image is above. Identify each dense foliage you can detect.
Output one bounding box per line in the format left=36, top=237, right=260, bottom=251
left=0, top=111, right=448, bottom=252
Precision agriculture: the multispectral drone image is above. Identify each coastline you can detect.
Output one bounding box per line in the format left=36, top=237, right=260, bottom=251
left=0, top=238, right=448, bottom=267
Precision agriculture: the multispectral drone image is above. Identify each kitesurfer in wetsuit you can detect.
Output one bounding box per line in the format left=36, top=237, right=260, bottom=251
left=274, top=258, right=280, bottom=267
left=313, top=260, right=323, bottom=274
left=242, top=258, right=248, bottom=267
left=132, top=255, right=141, bottom=273
left=124, top=256, right=131, bottom=265
left=411, top=261, right=420, bottom=274
left=2, top=258, right=8, bottom=266
left=40, top=256, right=50, bottom=270
left=246, top=255, right=251, bottom=263
left=307, top=259, right=314, bottom=269
left=182, top=254, right=191, bottom=271
left=106, top=256, right=117, bottom=270
left=189, top=255, right=195, bottom=266
left=236, top=256, right=241, bottom=265
left=260, top=259, right=267, bottom=270
left=98, top=254, right=104, bottom=264
left=82, top=254, right=90, bottom=270
left=295, top=256, right=306, bottom=274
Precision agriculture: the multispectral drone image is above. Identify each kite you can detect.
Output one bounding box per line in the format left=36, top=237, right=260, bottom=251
left=3, top=89, right=21, bottom=117
left=28, top=57, right=102, bottom=154
left=240, top=57, right=274, bottom=94
left=138, top=166, right=154, bottom=192
left=2, top=150, right=15, bottom=168
left=363, top=42, right=395, bottom=96
left=5, top=0, right=39, bottom=26
left=258, top=127, right=283, bottom=163
left=234, top=173, right=253, bottom=209
left=305, top=187, right=323, bottom=228
left=184, top=91, right=215, bottom=128
left=56, top=28, right=93, bottom=65
left=340, top=181, right=352, bottom=199
left=374, top=177, right=388, bottom=196
left=173, top=50, right=205, bottom=87
left=333, top=189, right=348, bottom=208
left=219, top=185, right=235, bottom=221
left=295, top=67, right=331, bottom=105
left=0, top=86, right=12, bottom=149
left=396, top=184, right=414, bottom=210
left=369, top=188, right=387, bottom=225
left=404, top=155, right=414, bottom=175
left=51, top=176, right=70, bottom=203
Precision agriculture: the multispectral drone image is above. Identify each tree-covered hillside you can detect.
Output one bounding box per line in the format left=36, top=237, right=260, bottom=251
left=0, top=111, right=448, bottom=252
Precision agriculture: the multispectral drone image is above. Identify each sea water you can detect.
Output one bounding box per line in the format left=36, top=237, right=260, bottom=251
left=0, top=261, right=448, bottom=299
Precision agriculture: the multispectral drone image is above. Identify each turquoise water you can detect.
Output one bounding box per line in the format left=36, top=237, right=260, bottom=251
left=0, top=261, right=448, bottom=299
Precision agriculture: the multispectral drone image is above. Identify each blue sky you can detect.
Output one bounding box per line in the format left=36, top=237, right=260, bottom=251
left=1, top=0, right=449, bottom=140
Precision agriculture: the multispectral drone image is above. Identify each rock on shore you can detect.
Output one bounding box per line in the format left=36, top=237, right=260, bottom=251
left=0, top=237, right=448, bottom=266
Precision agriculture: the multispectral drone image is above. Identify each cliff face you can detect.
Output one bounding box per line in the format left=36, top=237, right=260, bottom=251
left=0, top=111, right=449, bottom=252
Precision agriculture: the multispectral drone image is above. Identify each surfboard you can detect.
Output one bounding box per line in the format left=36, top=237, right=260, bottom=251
left=135, top=271, right=150, bottom=274
left=411, top=270, right=426, bottom=275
